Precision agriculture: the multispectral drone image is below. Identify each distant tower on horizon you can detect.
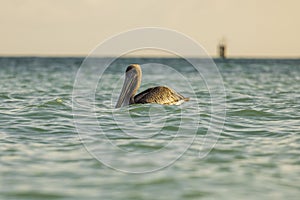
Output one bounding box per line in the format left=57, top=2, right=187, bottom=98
left=218, top=38, right=227, bottom=59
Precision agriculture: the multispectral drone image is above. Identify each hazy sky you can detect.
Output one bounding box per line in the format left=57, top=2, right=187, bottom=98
left=1, top=0, right=299, bottom=57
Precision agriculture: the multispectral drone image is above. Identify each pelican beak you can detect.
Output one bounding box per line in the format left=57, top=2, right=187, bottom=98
left=115, top=69, right=137, bottom=108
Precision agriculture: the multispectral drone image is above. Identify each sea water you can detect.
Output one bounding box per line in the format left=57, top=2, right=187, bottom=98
left=0, top=57, right=299, bottom=199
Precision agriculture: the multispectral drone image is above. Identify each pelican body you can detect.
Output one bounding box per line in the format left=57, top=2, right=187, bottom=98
left=115, top=64, right=189, bottom=108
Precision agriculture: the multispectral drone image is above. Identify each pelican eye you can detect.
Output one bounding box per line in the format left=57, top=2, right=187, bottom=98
left=126, top=66, right=134, bottom=72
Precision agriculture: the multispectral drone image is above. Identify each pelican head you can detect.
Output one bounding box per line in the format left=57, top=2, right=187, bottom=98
left=115, top=64, right=142, bottom=108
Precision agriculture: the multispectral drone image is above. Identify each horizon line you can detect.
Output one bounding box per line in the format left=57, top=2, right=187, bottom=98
left=0, top=54, right=299, bottom=59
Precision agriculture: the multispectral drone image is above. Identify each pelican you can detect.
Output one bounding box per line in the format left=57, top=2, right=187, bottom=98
left=115, top=64, right=189, bottom=108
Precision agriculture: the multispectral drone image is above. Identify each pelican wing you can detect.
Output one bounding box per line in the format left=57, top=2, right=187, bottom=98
left=134, top=86, right=189, bottom=105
